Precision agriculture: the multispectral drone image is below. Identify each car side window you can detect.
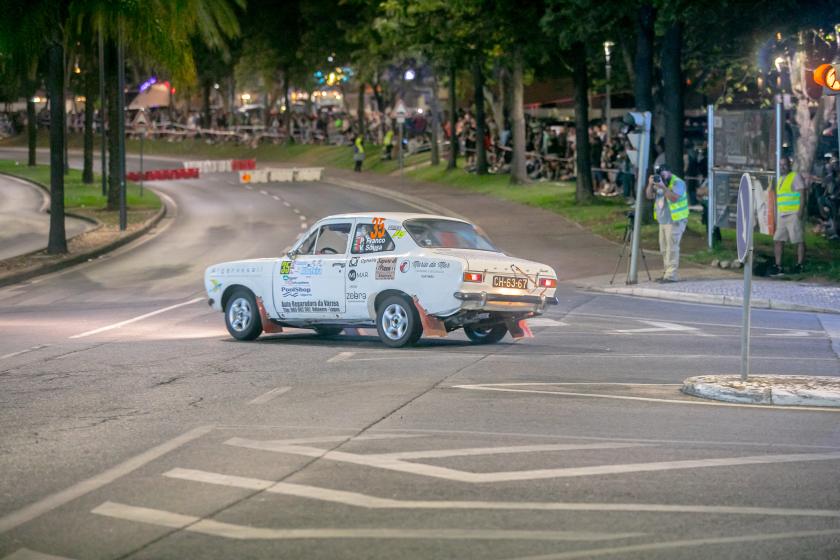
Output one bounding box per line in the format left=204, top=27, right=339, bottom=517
left=297, top=230, right=319, bottom=255
left=351, top=222, right=396, bottom=254
left=313, top=223, right=352, bottom=255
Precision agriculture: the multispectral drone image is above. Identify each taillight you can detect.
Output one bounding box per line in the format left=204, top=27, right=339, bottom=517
left=538, top=277, right=557, bottom=288
left=463, top=272, right=484, bottom=283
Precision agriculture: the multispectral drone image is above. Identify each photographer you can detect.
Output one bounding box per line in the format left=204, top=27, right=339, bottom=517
left=645, top=164, right=688, bottom=282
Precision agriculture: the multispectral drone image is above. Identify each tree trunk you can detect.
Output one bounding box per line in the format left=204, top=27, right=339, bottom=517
left=105, top=39, right=120, bottom=211
left=509, top=48, right=526, bottom=185
left=283, top=69, right=292, bottom=143
left=27, top=95, right=36, bottom=166
left=474, top=60, right=487, bottom=175
left=202, top=81, right=212, bottom=128
left=357, top=81, right=365, bottom=139
left=430, top=73, right=440, bottom=166
left=47, top=41, right=67, bottom=254
left=447, top=65, right=458, bottom=170
left=790, top=43, right=826, bottom=179
left=82, top=70, right=95, bottom=184
left=662, top=21, right=684, bottom=177
left=634, top=3, right=655, bottom=112
left=572, top=41, right=593, bottom=203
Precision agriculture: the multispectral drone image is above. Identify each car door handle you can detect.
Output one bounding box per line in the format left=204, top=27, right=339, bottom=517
left=333, top=262, right=346, bottom=268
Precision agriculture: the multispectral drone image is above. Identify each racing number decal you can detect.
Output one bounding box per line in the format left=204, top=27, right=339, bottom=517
left=370, top=217, right=386, bottom=239
left=280, top=261, right=292, bottom=275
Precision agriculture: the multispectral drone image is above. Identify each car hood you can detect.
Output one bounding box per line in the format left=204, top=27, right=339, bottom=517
left=431, top=249, right=554, bottom=276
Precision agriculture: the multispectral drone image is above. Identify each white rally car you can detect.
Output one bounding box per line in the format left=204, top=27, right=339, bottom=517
left=205, top=213, right=558, bottom=347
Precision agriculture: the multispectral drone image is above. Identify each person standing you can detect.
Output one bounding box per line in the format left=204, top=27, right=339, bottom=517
left=645, top=164, right=689, bottom=282
left=770, top=157, right=807, bottom=275
left=353, top=133, right=365, bottom=172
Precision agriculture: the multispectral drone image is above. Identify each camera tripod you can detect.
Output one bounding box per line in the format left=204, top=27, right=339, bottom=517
left=610, top=212, right=651, bottom=285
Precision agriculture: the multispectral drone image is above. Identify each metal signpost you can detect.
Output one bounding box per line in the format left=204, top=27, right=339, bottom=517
left=736, top=173, right=754, bottom=381
left=707, top=105, right=715, bottom=248
left=628, top=111, right=652, bottom=284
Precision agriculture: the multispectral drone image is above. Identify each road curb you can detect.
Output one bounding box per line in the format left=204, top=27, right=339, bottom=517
left=584, top=284, right=840, bottom=315
left=0, top=200, right=166, bottom=289
left=682, top=375, right=840, bottom=408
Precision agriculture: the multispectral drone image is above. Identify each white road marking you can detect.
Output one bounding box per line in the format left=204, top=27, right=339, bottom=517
left=453, top=383, right=840, bottom=412
left=300, top=223, right=308, bottom=230
left=0, top=345, right=49, bottom=360
left=164, top=468, right=840, bottom=519
left=373, top=442, right=650, bottom=460
left=0, top=426, right=213, bottom=534
left=245, top=185, right=252, bottom=190
left=510, top=528, right=840, bottom=560
left=91, top=501, right=641, bottom=541
left=526, top=318, right=568, bottom=327
left=293, top=208, right=300, bottom=214
left=260, top=190, right=268, bottom=195
left=568, top=311, right=825, bottom=334
left=1, top=549, right=75, bottom=560
left=69, top=297, right=204, bottom=339
left=327, top=351, right=355, bottom=363
left=272, top=195, right=280, bottom=201
left=225, top=436, right=840, bottom=483
left=248, top=386, right=291, bottom=405
left=298, top=215, right=306, bottom=221
left=283, top=201, right=291, bottom=207
left=766, top=330, right=811, bottom=337
left=613, top=320, right=698, bottom=334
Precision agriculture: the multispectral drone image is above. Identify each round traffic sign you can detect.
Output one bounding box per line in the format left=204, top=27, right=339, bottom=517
left=736, top=173, right=753, bottom=262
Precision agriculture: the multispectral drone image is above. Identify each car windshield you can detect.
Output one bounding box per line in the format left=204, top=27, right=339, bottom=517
left=404, top=219, right=498, bottom=251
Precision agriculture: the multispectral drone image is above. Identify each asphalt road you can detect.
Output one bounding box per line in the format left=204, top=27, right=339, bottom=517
left=0, top=173, right=92, bottom=261
left=0, top=149, right=839, bottom=560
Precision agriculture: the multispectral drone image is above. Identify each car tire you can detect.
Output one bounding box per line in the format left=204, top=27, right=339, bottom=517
left=224, top=289, right=263, bottom=341
left=464, top=324, right=508, bottom=344
left=314, top=326, right=343, bottom=336
left=376, top=295, right=422, bottom=348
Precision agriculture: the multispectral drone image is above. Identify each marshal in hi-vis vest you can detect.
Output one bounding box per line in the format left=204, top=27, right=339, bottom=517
left=776, top=172, right=801, bottom=215
left=654, top=175, right=689, bottom=222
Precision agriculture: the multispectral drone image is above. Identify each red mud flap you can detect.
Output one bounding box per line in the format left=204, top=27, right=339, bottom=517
left=256, top=297, right=284, bottom=334
left=413, top=296, right=447, bottom=337
left=505, top=318, right=533, bottom=340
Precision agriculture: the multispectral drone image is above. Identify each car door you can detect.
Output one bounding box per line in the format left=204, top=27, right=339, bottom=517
left=273, top=220, right=353, bottom=319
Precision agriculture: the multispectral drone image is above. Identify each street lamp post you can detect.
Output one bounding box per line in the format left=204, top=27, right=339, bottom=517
left=604, top=41, right=614, bottom=147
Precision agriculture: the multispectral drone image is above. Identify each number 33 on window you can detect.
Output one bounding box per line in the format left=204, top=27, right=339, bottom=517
left=370, top=217, right=385, bottom=239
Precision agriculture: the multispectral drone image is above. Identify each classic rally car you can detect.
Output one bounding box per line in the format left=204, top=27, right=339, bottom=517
left=205, top=213, right=559, bottom=347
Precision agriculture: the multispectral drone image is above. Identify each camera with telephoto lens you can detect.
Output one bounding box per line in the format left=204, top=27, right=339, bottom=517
left=653, top=174, right=662, bottom=184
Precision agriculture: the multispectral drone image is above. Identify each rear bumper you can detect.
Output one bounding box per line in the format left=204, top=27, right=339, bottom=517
left=454, top=291, right=559, bottom=306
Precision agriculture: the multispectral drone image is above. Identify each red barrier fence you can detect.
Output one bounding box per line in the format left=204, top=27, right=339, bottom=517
left=126, top=168, right=200, bottom=182
left=231, top=159, right=256, bottom=171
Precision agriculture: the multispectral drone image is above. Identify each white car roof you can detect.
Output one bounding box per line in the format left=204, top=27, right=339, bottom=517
left=316, top=212, right=470, bottom=224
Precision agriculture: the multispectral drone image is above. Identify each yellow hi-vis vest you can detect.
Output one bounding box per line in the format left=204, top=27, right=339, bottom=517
left=776, top=172, right=801, bottom=214
left=354, top=136, right=365, bottom=154
left=654, top=175, right=689, bottom=222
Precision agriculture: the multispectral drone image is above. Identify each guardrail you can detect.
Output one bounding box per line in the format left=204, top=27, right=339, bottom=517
left=238, top=167, right=324, bottom=184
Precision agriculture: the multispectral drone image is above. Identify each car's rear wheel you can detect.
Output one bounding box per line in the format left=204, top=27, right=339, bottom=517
left=314, top=326, right=343, bottom=336
left=224, top=289, right=263, bottom=341
left=376, top=295, right=422, bottom=348
left=464, top=324, right=508, bottom=344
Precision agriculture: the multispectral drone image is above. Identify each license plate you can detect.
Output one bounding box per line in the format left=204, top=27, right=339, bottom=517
left=492, top=275, right=529, bottom=289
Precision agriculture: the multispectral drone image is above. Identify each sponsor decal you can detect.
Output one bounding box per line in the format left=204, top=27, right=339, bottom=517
left=209, top=279, right=223, bottom=292
left=375, top=257, right=397, bottom=280
left=348, top=270, right=370, bottom=282
left=219, top=266, right=261, bottom=275
left=294, top=261, right=322, bottom=276
left=370, top=217, right=386, bottom=239
left=280, top=261, right=292, bottom=275
left=346, top=291, right=367, bottom=301
left=411, top=260, right=450, bottom=275
left=349, top=257, right=359, bottom=267
left=386, top=224, right=399, bottom=231
left=281, top=286, right=312, bottom=298
left=392, top=229, right=406, bottom=239
left=280, top=300, right=341, bottom=313
left=399, top=259, right=411, bottom=273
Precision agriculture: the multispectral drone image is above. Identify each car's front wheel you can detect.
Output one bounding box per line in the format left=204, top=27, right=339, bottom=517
left=376, top=295, right=422, bottom=348
left=224, top=289, right=263, bottom=341
left=464, top=324, right=508, bottom=344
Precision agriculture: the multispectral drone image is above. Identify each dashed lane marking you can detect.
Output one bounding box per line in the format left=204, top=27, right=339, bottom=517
left=453, top=383, right=840, bottom=412
left=1, top=549, right=75, bottom=560
left=163, top=467, right=840, bottom=519
left=224, top=436, right=840, bottom=483
left=327, top=351, right=355, bottom=363
left=293, top=208, right=300, bottom=214
left=283, top=201, right=291, bottom=207
left=260, top=190, right=269, bottom=196
left=247, top=386, right=291, bottom=405
left=298, top=215, right=306, bottom=221
left=300, top=223, right=308, bottom=230
left=272, top=195, right=280, bottom=201
left=526, top=318, right=568, bottom=327
left=90, top=501, right=642, bottom=542
left=0, top=426, right=213, bottom=534
left=1, top=345, right=49, bottom=360
left=245, top=185, right=253, bottom=190
left=69, top=297, right=204, bottom=339
left=510, top=528, right=840, bottom=560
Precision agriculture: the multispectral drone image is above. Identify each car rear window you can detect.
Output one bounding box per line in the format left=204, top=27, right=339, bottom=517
left=403, top=219, right=498, bottom=251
